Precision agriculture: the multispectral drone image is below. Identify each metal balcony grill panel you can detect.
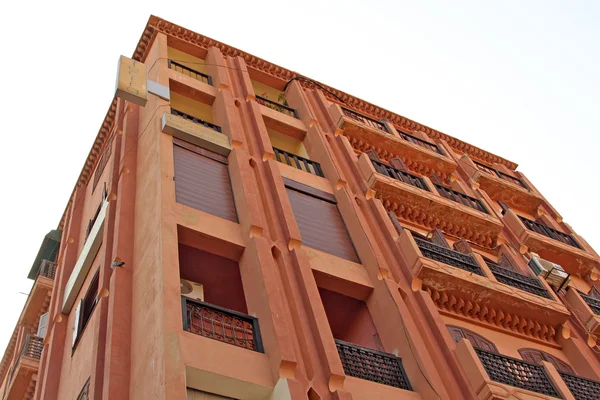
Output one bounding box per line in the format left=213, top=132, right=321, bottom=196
left=486, top=262, right=550, bottom=299
left=171, top=108, right=222, bottom=133
left=559, top=372, right=600, bottom=400
left=474, top=161, right=498, bottom=176
left=519, top=217, right=581, bottom=249
left=335, top=339, right=412, bottom=390
left=496, top=170, right=528, bottom=189
left=39, top=260, right=57, bottom=280
left=341, top=107, right=390, bottom=133
left=475, top=348, right=561, bottom=398
left=255, top=95, right=299, bottom=118
left=182, top=298, right=263, bottom=352
left=414, top=237, right=484, bottom=276
left=396, top=130, right=443, bottom=155
left=371, top=160, right=429, bottom=191
left=23, top=335, right=43, bottom=359
left=434, top=184, right=488, bottom=214
left=273, top=147, right=324, bottom=177
left=168, top=60, right=213, bottom=85
left=579, top=292, right=600, bottom=316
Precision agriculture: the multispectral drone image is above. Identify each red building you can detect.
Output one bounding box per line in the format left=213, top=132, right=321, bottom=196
left=1, top=15, right=600, bottom=400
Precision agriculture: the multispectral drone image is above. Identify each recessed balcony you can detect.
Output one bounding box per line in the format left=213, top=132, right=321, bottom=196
left=559, top=371, right=600, bottom=400
left=168, top=59, right=213, bottom=85
left=360, top=154, right=502, bottom=247
left=503, top=210, right=600, bottom=277
left=255, top=95, right=298, bottom=119
left=333, top=106, right=456, bottom=178
left=399, top=230, right=569, bottom=342
left=170, top=108, right=222, bottom=133
left=564, top=288, right=600, bottom=339
left=4, top=335, right=43, bottom=400
left=273, top=147, right=324, bottom=177
left=461, top=157, right=542, bottom=215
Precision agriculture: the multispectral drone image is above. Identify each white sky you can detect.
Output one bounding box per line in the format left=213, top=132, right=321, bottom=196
left=0, top=1, right=598, bottom=353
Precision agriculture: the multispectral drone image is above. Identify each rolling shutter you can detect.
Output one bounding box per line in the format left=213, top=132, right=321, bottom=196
left=286, top=184, right=359, bottom=263
left=173, top=140, right=237, bottom=222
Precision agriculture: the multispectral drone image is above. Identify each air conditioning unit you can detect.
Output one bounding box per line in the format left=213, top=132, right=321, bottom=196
left=529, top=253, right=570, bottom=291
left=180, top=279, right=204, bottom=301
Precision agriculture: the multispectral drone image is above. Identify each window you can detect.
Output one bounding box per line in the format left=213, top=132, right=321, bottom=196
left=448, top=325, right=498, bottom=353
left=173, top=139, right=237, bottom=222
left=37, top=313, right=49, bottom=338
left=285, top=180, right=359, bottom=262
left=76, top=378, right=90, bottom=400
left=92, top=134, right=114, bottom=192
left=518, top=348, right=574, bottom=374
left=73, top=271, right=100, bottom=348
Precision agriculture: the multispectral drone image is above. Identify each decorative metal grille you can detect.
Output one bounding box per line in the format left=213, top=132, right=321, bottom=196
left=475, top=348, right=560, bottom=398
left=371, top=160, right=429, bottom=191
left=171, top=108, right=222, bottom=133
left=579, top=292, right=600, bottom=316
left=341, top=107, right=390, bottom=133
left=519, top=217, right=581, bottom=249
left=396, top=130, right=443, bottom=155
left=39, top=260, right=57, bottom=280
left=23, top=335, right=43, bottom=359
left=273, top=147, right=324, bottom=177
left=486, top=262, right=550, bottom=299
left=335, top=339, right=412, bottom=390
left=182, top=298, right=263, bottom=352
left=560, top=372, right=600, bottom=400
left=255, top=95, right=299, bottom=118
left=474, top=161, right=528, bottom=189
left=414, top=237, right=484, bottom=276
left=168, top=60, right=213, bottom=85
left=474, top=161, right=498, bottom=176
left=434, top=184, right=488, bottom=214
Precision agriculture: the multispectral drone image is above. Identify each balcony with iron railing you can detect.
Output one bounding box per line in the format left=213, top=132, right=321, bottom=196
left=397, top=230, right=569, bottom=342
left=564, top=288, right=600, bottom=340
left=335, top=339, right=412, bottom=391
left=332, top=105, right=456, bottom=179
left=182, top=297, right=263, bottom=353
left=168, top=60, right=213, bottom=85
left=16, top=260, right=56, bottom=342
left=559, top=371, right=600, bottom=400
left=255, top=96, right=299, bottom=119
left=460, top=156, right=542, bottom=215
left=170, top=108, right=222, bottom=133
left=359, top=154, right=502, bottom=248
left=3, top=335, right=43, bottom=400
left=503, top=209, right=600, bottom=278
left=273, top=147, right=324, bottom=177
left=485, top=260, right=551, bottom=299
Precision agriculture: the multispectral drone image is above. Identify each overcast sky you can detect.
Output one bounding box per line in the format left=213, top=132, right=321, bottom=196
left=0, top=1, right=598, bottom=353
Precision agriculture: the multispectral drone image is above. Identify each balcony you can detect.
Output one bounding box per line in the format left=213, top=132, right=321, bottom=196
left=20, top=260, right=55, bottom=330
left=461, top=158, right=542, bottom=215
left=4, top=335, right=43, bottom=400
left=400, top=230, right=569, bottom=342
left=168, top=60, right=213, bottom=85
left=503, top=210, right=600, bottom=277
left=360, top=154, right=502, bottom=247
left=485, top=261, right=551, bottom=299
left=559, top=371, right=600, bottom=400
left=335, top=339, right=412, bottom=391
left=170, top=108, right=222, bottom=133
left=255, top=95, right=298, bottom=119
left=273, top=147, right=324, bottom=177
left=182, top=297, right=263, bottom=352
left=434, top=184, right=489, bottom=214
left=333, top=106, right=456, bottom=178
left=564, top=288, right=600, bottom=339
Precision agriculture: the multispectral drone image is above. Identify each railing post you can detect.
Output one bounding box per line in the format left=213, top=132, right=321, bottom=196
left=541, top=362, right=576, bottom=400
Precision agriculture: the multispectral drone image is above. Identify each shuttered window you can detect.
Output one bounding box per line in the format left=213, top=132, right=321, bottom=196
left=448, top=325, right=498, bottom=353
left=173, top=139, right=238, bottom=222
left=285, top=181, right=359, bottom=263
left=518, top=348, right=574, bottom=374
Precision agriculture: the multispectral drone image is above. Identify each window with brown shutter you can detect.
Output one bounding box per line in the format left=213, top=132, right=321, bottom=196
left=285, top=180, right=359, bottom=263
left=448, top=325, right=498, bottom=353
left=518, top=348, right=574, bottom=374
left=173, top=139, right=238, bottom=222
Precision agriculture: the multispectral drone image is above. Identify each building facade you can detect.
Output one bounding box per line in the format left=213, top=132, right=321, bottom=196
left=2, top=15, right=600, bottom=400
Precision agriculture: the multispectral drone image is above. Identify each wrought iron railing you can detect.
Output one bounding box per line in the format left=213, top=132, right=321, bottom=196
left=396, top=130, right=443, bottom=155
left=474, top=162, right=528, bottom=189
left=255, top=95, right=299, bottom=118
left=168, top=60, right=213, bottom=85
left=171, top=108, right=222, bottom=133
left=39, top=260, right=57, bottom=280
left=434, top=184, right=488, bottom=214
left=560, top=371, right=600, bottom=400
left=475, top=348, right=560, bottom=398
left=8, top=335, right=43, bottom=385
left=371, top=160, right=429, bottom=191
left=519, top=216, right=581, bottom=249
left=182, top=297, right=263, bottom=352
left=273, top=147, right=324, bottom=177
left=578, top=291, right=600, bottom=316
left=341, top=107, right=390, bottom=133
left=414, top=237, right=484, bottom=276
left=486, top=262, right=550, bottom=299
left=335, top=339, right=412, bottom=390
